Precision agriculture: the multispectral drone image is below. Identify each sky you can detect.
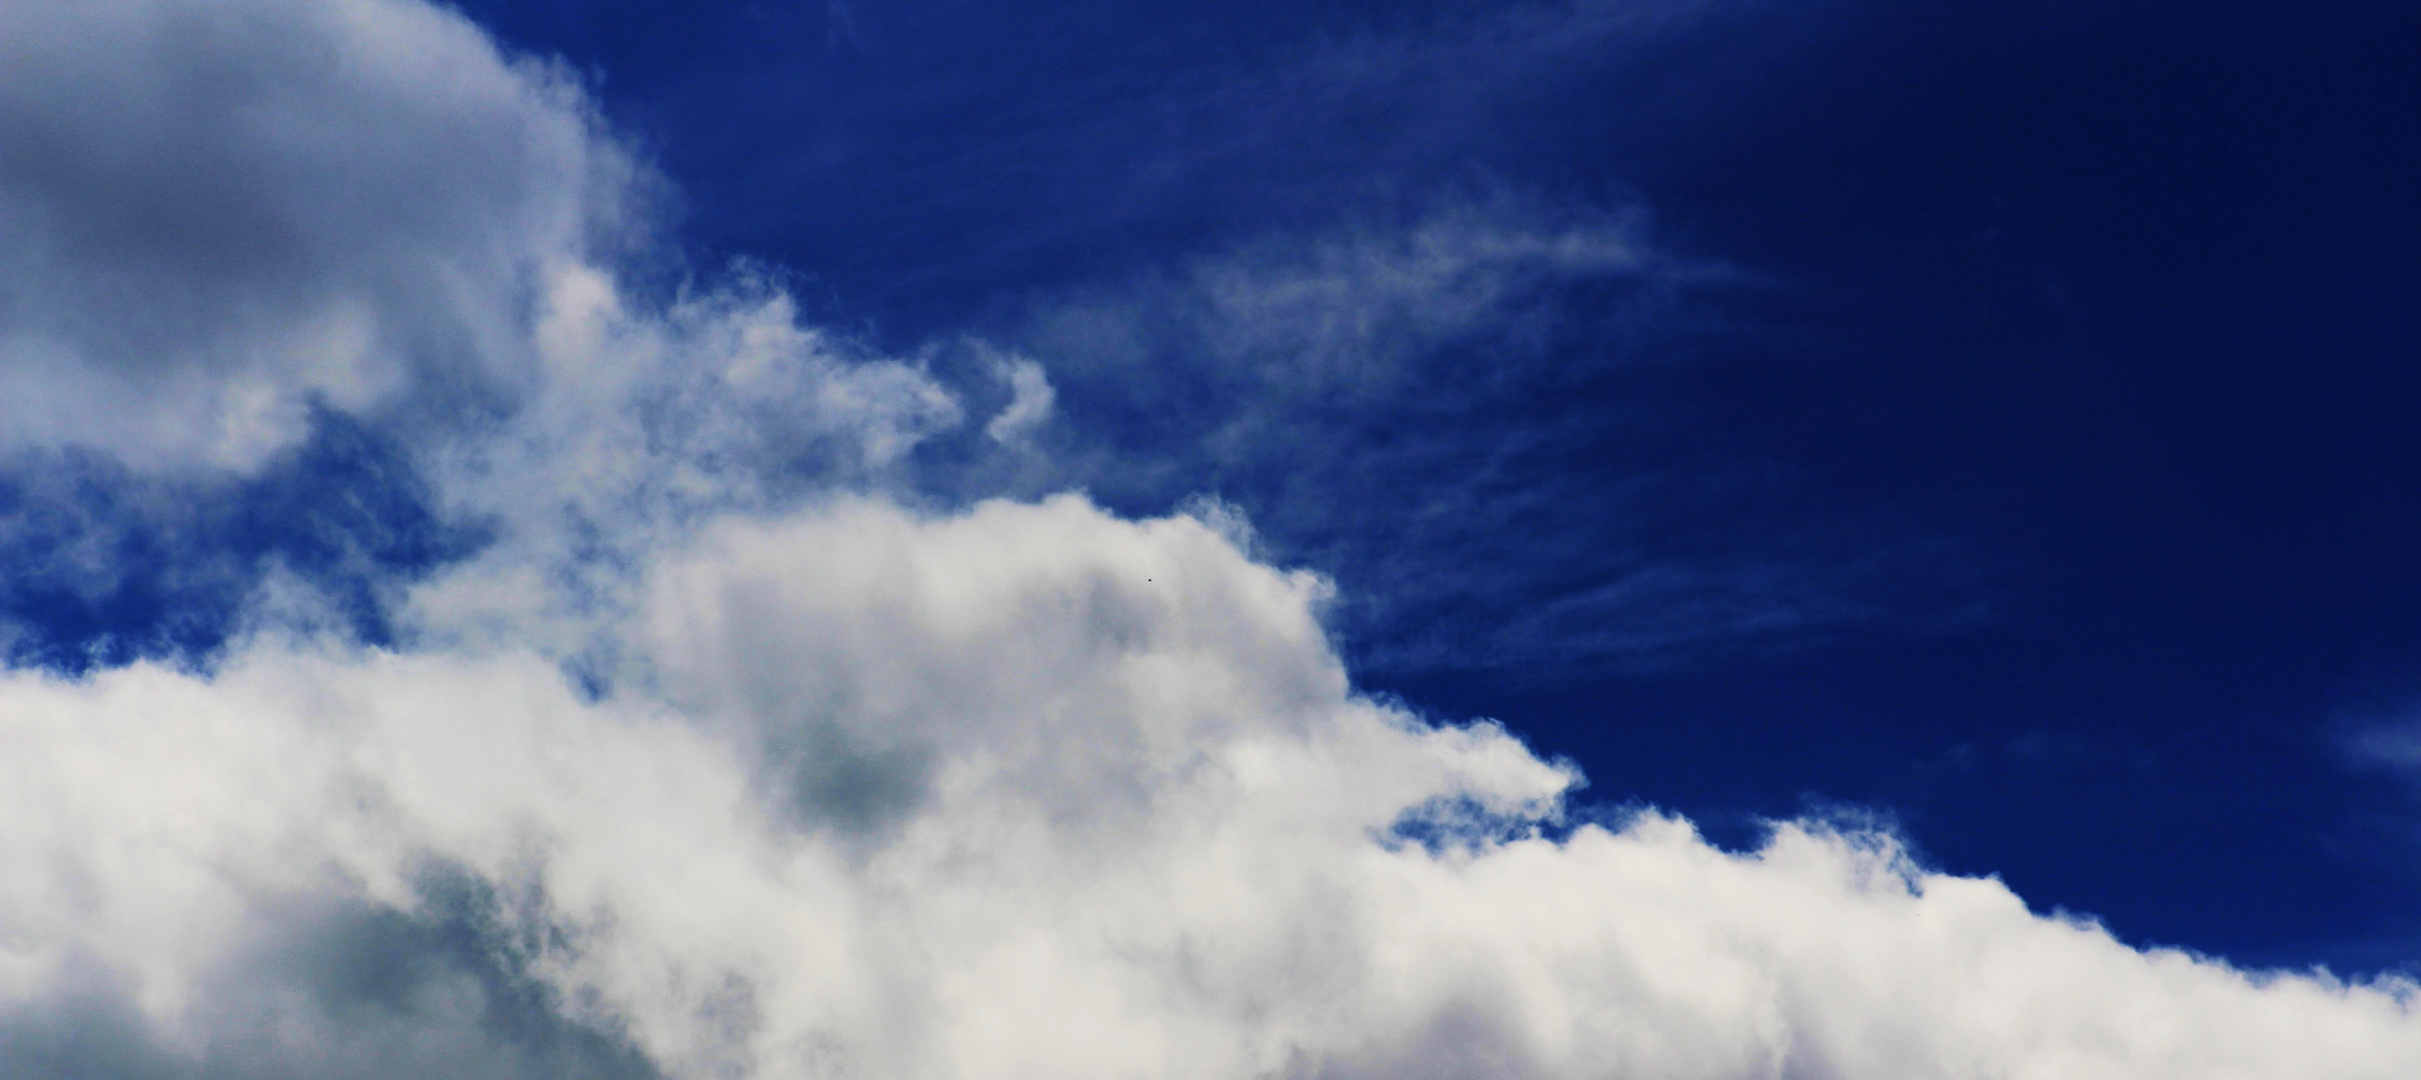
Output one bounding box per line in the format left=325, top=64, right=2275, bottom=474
left=0, top=0, right=2417, bottom=1077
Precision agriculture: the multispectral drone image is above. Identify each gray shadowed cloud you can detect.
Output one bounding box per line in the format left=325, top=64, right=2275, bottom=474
left=0, top=0, right=640, bottom=470
left=0, top=871, right=662, bottom=1080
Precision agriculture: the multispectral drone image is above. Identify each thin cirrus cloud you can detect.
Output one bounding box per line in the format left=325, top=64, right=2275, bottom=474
left=0, top=1, right=2415, bottom=1079
left=1007, top=197, right=1976, bottom=675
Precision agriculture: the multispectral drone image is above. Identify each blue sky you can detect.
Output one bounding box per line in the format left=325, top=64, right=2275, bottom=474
left=1, top=0, right=2418, bottom=1075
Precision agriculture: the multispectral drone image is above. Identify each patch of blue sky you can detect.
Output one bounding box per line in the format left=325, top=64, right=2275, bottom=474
left=0, top=406, right=484, bottom=673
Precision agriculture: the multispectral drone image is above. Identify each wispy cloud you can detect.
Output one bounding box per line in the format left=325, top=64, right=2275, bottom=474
left=1007, top=190, right=1977, bottom=674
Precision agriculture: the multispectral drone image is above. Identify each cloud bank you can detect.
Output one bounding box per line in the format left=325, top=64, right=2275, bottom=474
left=0, top=1, right=2414, bottom=1078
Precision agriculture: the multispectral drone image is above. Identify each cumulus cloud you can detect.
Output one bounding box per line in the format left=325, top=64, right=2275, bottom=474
left=0, top=0, right=963, bottom=658
left=1, top=1, right=2417, bottom=1078
left=0, top=0, right=630, bottom=469
left=399, top=268, right=964, bottom=665
left=4, top=498, right=2419, bottom=1080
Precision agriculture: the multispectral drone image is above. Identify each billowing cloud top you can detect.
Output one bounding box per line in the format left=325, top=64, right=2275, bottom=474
left=0, top=0, right=625, bottom=469
left=0, top=2, right=2415, bottom=1078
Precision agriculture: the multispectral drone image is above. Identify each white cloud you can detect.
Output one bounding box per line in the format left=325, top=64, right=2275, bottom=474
left=402, top=269, right=964, bottom=662
left=0, top=0, right=628, bottom=470
left=0, top=1, right=2416, bottom=1077
left=0, top=0, right=961, bottom=647
left=1, top=496, right=2416, bottom=1079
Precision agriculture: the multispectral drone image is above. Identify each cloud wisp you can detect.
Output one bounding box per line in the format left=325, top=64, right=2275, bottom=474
left=1007, top=194, right=1978, bottom=675
left=0, top=1, right=2415, bottom=1078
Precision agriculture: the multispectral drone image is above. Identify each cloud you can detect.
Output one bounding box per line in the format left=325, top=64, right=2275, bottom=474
left=2, top=497, right=2417, bottom=1079
left=1026, top=192, right=1668, bottom=403
left=0, top=0, right=2416, bottom=1077
left=1010, top=192, right=1978, bottom=674
left=985, top=353, right=1057, bottom=444
left=2348, top=721, right=2421, bottom=775
left=0, top=0, right=962, bottom=661
left=0, top=0, right=634, bottom=470
left=399, top=268, right=965, bottom=665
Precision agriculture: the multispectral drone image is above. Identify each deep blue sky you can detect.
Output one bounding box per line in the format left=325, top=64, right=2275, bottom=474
left=12, top=0, right=2418, bottom=974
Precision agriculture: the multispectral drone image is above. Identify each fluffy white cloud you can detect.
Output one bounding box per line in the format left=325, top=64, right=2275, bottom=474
left=1, top=1, right=2417, bottom=1078
left=0, top=0, right=649, bottom=470
left=0, top=0, right=963, bottom=669
left=400, top=268, right=965, bottom=664
left=0, top=0, right=626, bottom=468
left=2, top=496, right=2417, bottom=1080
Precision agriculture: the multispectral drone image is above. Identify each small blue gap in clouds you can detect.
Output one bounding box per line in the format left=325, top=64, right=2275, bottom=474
left=0, top=405, right=490, bottom=674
